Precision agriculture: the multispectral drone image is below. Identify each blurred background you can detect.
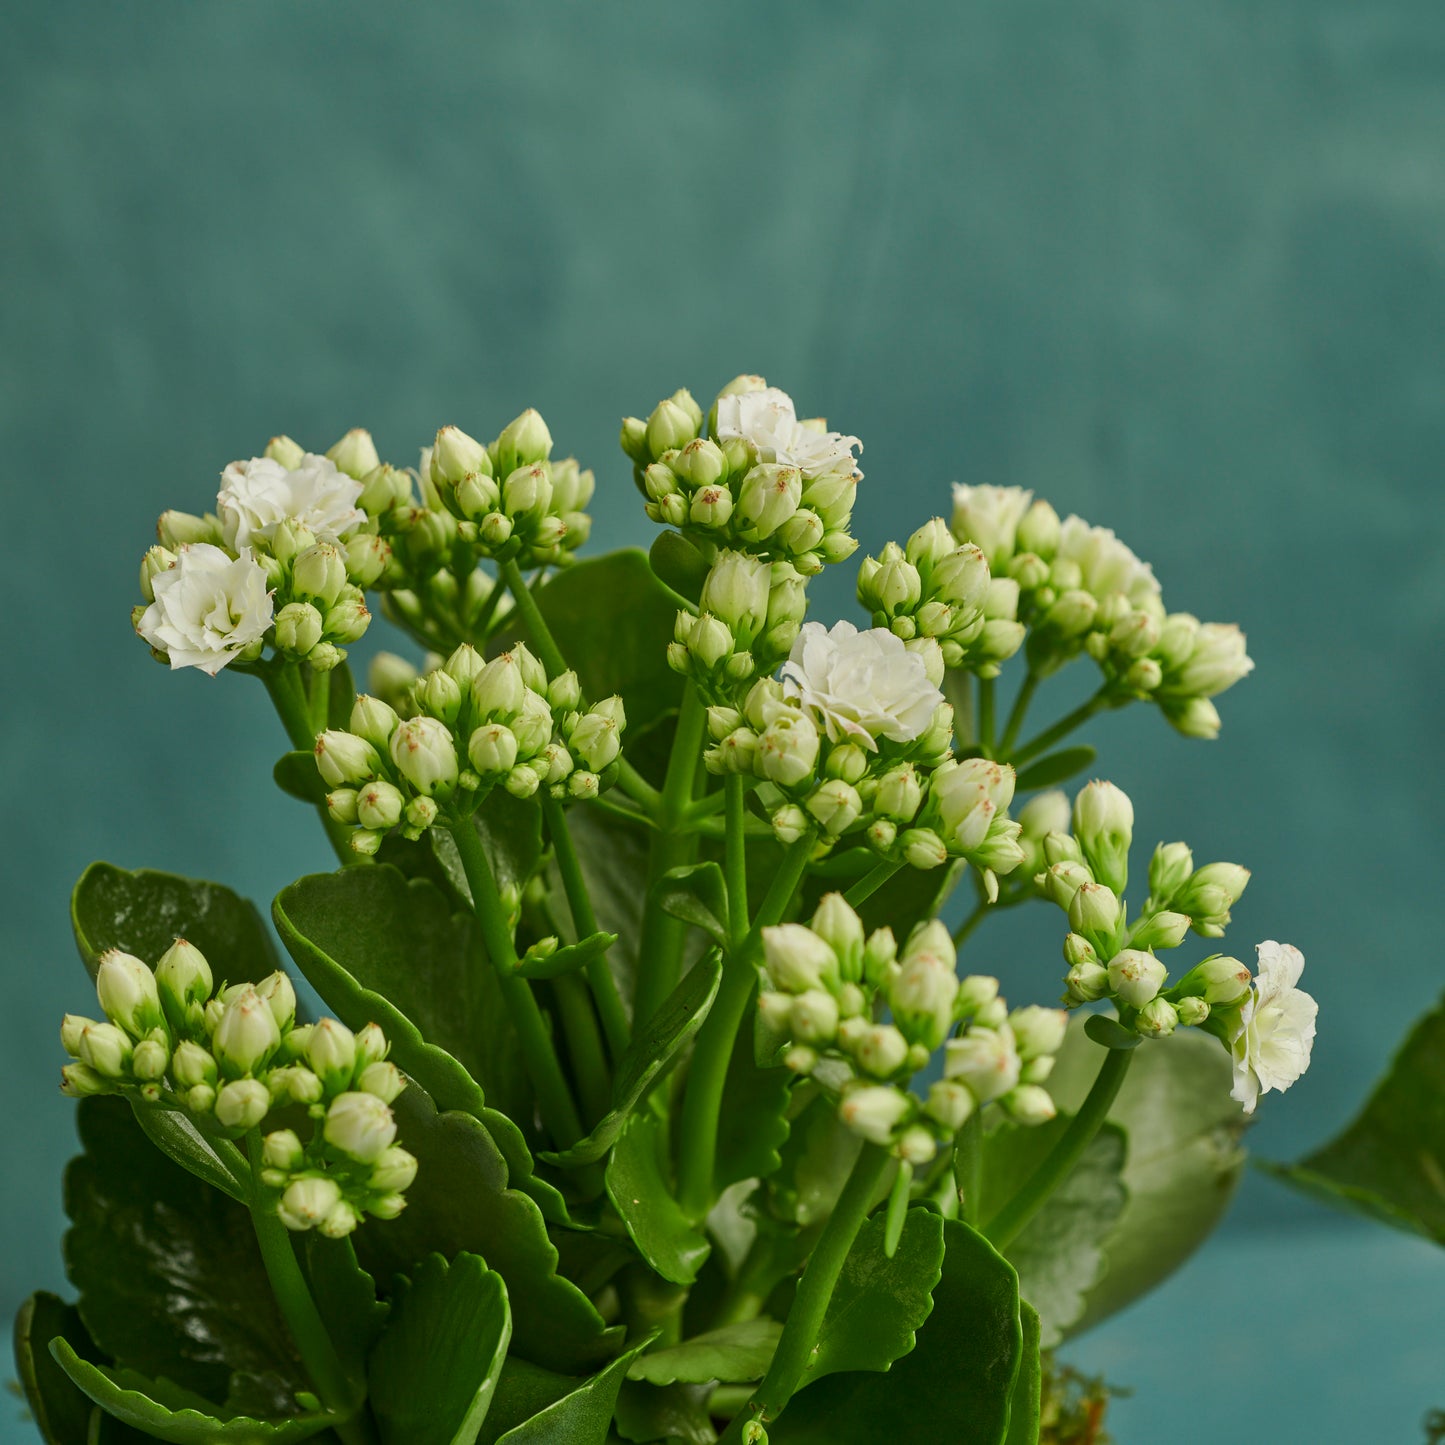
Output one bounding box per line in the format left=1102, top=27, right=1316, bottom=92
left=3, top=2, right=1443, bottom=1440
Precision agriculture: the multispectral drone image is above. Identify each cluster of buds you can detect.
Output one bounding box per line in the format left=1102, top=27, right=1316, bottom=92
left=857, top=519, right=1025, bottom=676
left=621, top=376, right=861, bottom=574
left=58, top=942, right=414, bottom=1237
left=757, top=898, right=1066, bottom=1165
left=420, top=410, right=595, bottom=570
left=949, top=486, right=1253, bottom=736
left=317, top=642, right=626, bottom=853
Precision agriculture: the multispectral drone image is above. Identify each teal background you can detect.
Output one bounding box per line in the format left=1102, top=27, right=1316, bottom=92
left=3, top=2, right=1444, bottom=1439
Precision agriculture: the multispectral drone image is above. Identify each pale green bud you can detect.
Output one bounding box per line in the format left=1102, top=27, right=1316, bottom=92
left=265, top=434, right=306, bottom=468
left=1137, top=996, right=1179, bottom=1038
left=547, top=670, right=582, bottom=711
left=790, top=990, right=840, bottom=1046
left=806, top=779, right=863, bottom=837
left=1042, top=861, right=1092, bottom=916
left=1072, top=780, right=1134, bottom=894
left=479, top=511, right=514, bottom=548
left=956, top=974, right=1000, bottom=1016
left=431, top=425, right=489, bottom=485
left=784, top=1045, right=819, bottom=1076
left=646, top=398, right=697, bottom=458
left=1107, top=949, right=1167, bottom=1009
left=263, top=1129, right=305, bottom=1172
left=307, top=1018, right=356, bottom=1094
left=324, top=1091, right=397, bottom=1164
left=1125, top=656, right=1163, bottom=693
left=96, top=951, right=163, bottom=1038
left=154, top=938, right=212, bottom=1032
left=510, top=690, right=555, bottom=758
left=567, top=770, right=600, bottom=800
left=701, top=551, right=772, bottom=633
left=79, top=1022, right=133, bottom=1078
left=1170, top=623, right=1253, bottom=698
left=1069, top=881, right=1122, bottom=950
left=757, top=712, right=820, bottom=787
left=762, top=923, right=839, bottom=994
left=1003, top=1084, right=1057, bottom=1126
left=389, top=716, right=458, bottom=796
left=323, top=597, right=370, bottom=644
left=416, top=667, right=463, bottom=725
left=358, top=1061, right=405, bottom=1103
left=925, top=1080, right=976, bottom=1132
left=620, top=415, right=651, bottom=465
left=215, top=1078, right=270, bottom=1131
left=468, top=723, right=519, bottom=776
left=502, top=463, right=553, bottom=519
left=570, top=712, right=621, bottom=772
left=60, top=1014, right=98, bottom=1057
left=905, top=518, right=956, bottom=569
left=674, top=437, right=727, bottom=489
left=1065, top=960, right=1110, bottom=1003
left=708, top=728, right=758, bottom=775
left=839, top=1085, right=911, bottom=1146
left=810, top=894, right=865, bottom=984
left=944, top=1028, right=1021, bottom=1103
left=306, top=642, right=345, bottom=674
left=1162, top=695, right=1222, bottom=740
left=863, top=928, right=899, bottom=989
left=255, top=971, right=297, bottom=1032
left=736, top=464, right=802, bottom=540
left=354, top=1023, right=388, bottom=1070
left=213, top=988, right=282, bottom=1077
left=505, top=764, right=541, bottom=798
left=689, top=614, right=735, bottom=670
left=405, top=795, right=440, bottom=833
left=1130, top=909, right=1192, bottom=950
left=889, top=954, right=959, bottom=1051
left=358, top=462, right=413, bottom=514
left=314, top=730, right=379, bottom=788
left=172, top=1040, right=217, bottom=1089
left=139, top=545, right=176, bottom=602
left=1174, top=954, right=1251, bottom=1006
left=60, top=1063, right=112, bottom=1097
left=901, top=828, right=948, bottom=870
left=1016, top=500, right=1061, bottom=558
left=354, top=779, right=404, bottom=831
left=1009, top=1006, right=1068, bottom=1059
left=689, top=486, right=733, bottom=527
left=931, top=544, right=991, bottom=611
left=157, top=509, right=218, bottom=548
left=278, top=1175, right=343, bottom=1231
left=643, top=462, right=679, bottom=502
left=897, top=1125, right=938, bottom=1167
left=1148, top=842, right=1194, bottom=904
left=344, top=533, right=391, bottom=588
left=861, top=552, right=922, bottom=617
left=270, top=1065, right=324, bottom=1107
left=854, top=1025, right=911, bottom=1079
left=370, top=1146, right=418, bottom=1193
left=1176, top=995, right=1211, bottom=1027
left=537, top=741, right=574, bottom=785
left=327, top=789, right=360, bottom=826
left=326, top=428, right=380, bottom=479
left=802, top=472, right=856, bottom=530
left=456, top=473, right=502, bottom=519
left=875, top=765, right=923, bottom=822
left=291, top=543, right=348, bottom=609
left=472, top=651, right=527, bottom=717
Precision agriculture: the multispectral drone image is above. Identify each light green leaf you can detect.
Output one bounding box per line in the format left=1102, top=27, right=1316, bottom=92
left=515, top=931, right=618, bottom=980
left=367, top=1253, right=511, bottom=1445
left=648, top=530, right=712, bottom=604
left=654, top=863, right=730, bottom=949
left=606, top=1109, right=711, bottom=1286
left=627, top=1321, right=782, bottom=1387
left=273, top=751, right=328, bottom=805
left=1003, top=1303, right=1042, bottom=1445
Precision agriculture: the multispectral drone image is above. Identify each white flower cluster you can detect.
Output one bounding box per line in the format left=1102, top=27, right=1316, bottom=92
left=757, top=896, right=1067, bottom=1164
left=949, top=485, right=1253, bottom=736
left=622, top=376, right=861, bottom=574
left=316, top=642, right=626, bottom=854
left=58, top=941, right=415, bottom=1235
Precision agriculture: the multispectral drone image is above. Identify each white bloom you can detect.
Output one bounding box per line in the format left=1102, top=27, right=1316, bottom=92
left=1054, top=515, right=1160, bottom=610
left=780, top=621, right=943, bottom=750
left=1230, top=941, right=1318, bottom=1115
left=949, top=485, right=1034, bottom=569
left=714, top=387, right=861, bottom=479
left=218, top=454, right=365, bottom=550
left=136, top=544, right=274, bottom=676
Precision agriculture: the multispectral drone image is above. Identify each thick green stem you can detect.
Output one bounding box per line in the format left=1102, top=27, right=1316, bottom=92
left=448, top=819, right=584, bottom=1147
left=984, top=1044, right=1134, bottom=1248
left=262, top=662, right=355, bottom=866
left=977, top=676, right=997, bottom=757
left=542, top=792, right=630, bottom=1060
left=843, top=859, right=902, bottom=907
left=306, top=665, right=331, bottom=736
left=500, top=556, right=568, bottom=675
left=721, top=1144, right=890, bottom=1440
left=676, top=835, right=815, bottom=1223
left=246, top=1137, right=374, bottom=1445
left=953, top=903, right=987, bottom=947
left=724, top=773, right=749, bottom=945
left=998, top=669, right=1041, bottom=756
left=954, top=1111, right=984, bottom=1226
left=551, top=973, right=612, bottom=1124
left=1008, top=688, right=1112, bottom=768
left=615, top=760, right=663, bottom=814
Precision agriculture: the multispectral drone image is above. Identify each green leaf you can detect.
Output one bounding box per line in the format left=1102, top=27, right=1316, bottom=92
left=613, top=1382, right=716, bottom=1445
left=71, top=863, right=280, bottom=985
left=775, top=1220, right=1023, bottom=1444
left=979, top=1118, right=1128, bottom=1347
left=515, top=931, right=618, bottom=980
left=1261, top=990, right=1445, bottom=1241
left=714, top=1021, right=792, bottom=1195
left=545, top=951, right=723, bottom=1169
left=367, top=1253, right=511, bottom=1445
left=273, top=751, right=328, bottom=805
left=627, top=1320, right=782, bottom=1387
left=606, top=1108, right=711, bottom=1285
left=129, top=1101, right=251, bottom=1202
left=648, top=530, right=712, bottom=604
left=353, top=1085, right=620, bottom=1375
left=654, top=863, right=730, bottom=949
left=1082, top=1013, right=1140, bottom=1051
left=301, top=1236, right=387, bottom=1394
left=483, top=1335, right=656, bottom=1445
left=767, top=1095, right=863, bottom=1230
left=847, top=858, right=965, bottom=956
left=1045, top=1019, right=1247, bottom=1334
left=1003, top=1303, right=1042, bottom=1445
left=1013, top=746, right=1097, bottom=792
left=805, top=1208, right=945, bottom=1382
left=14, top=1292, right=104, bottom=1445
left=51, top=1342, right=336, bottom=1444
left=64, top=1097, right=305, bottom=1409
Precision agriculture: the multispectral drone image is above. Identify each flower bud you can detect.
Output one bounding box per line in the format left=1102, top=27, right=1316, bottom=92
left=96, top=951, right=164, bottom=1039
left=925, top=1080, right=976, bottom=1132
left=505, top=764, right=540, bottom=798
left=1170, top=623, right=1254, bottom=698
left=901, top=828, right=948, bottom=870
left=61, top=1063, right=113, bottom=1097
left=1107, top=949, right=1167, bottom=1008
left=60, top=1014, right=98, bottom=1058
left=154, top=939, right=212, bottom=1031
left=806, top=779, right=863, bottom=837
left=472, top=651, right=528, bottom=717
left=215, top=1078, right=271, bottom=1130
left=1161, top=695, right=1221, bottom=740
left=737, top=464, right=802, bottom=540
left=157, top=509, right=217, bottom=548
left=889, top=954, right=959, bottom=1051
left=353, top=780, right=403, bottom=831
left=1065, top=960, right=1110, bottom=1003
left=1016, top=500, right=1061, bottom=558
left=278, top=1175, right=343, bottom=1232
left=139, top=545, right=176, bottom=602
left=874, top=765, right=923, bottom=823
left=292, top=544, right=348, bottom=609
left=390, top=716, right=459, bottom=797
left=687, top=615, right=734, bottom=670
left=790, top=990, right=840, bottom=1046
left=172, top=1040, right=217, bottom=1089
left=1176, top=996, right=1211, bottom=1027
left=315, top=731, right=379, bottom=788
left=646, top=398, right=697, bottom=458
left=1003, top=1084, right=1057, bottom=1126
left=1072, top=780, right=1134, bottom=894
left=1129, top=909, right=1191, bottom=951
left=701, top=551, right=772, bottom=634
left=264, top=435, right=305, bottom=468
left=263, top=1129, right=305, bottom=1172
left=327, top=790, right=360, bottom=825
left=1174, top=954, right=1251, bottom=1006
left=358, top=1061, right=405, bottom=1103
left=370, top=1145, right=419, bottom=1194
left=757, top=712, right=820, bottom=787
left=761, top=923, right=839, bottom=994
left=324, top=1091, right=397, bottom=1164
left=431, top=425, right=489, bottom=485
left=345, top=533, right=391, bottom=588
left=944, top=1028, right=1022, bottom=1103
left=465, top=723, right=517, bottom=777
left=839, top=1085, right=911, bottom=1145
left=1148, top=842, right=1194, bottom=905
left=213, top=988, right=282, bottom=1077
left=810, top=894, right=864, bottom=984
left=1069, top=882, right=1122, bottom=952
left=1043, top=860, right=1093, bottom=913
left=79, top=1022, right=133, bottom=1078
left=675, top=436, right=728, bottom=490
left=325, top=428, right=380, bottom=480
left=307, top=1018, right=357, bottom=1094
left=863, top=928, right=898, bottom=989
left=270, top=1065, right=324, bottom=1107
left=570, top=712, right=622, bottom=772
left=1009, top=1006, right=1067, bottom=1060
left=1136, top=997, right=1179, bottom=1038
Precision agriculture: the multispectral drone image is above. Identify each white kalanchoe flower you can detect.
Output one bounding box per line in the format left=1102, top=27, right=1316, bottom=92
left=1053, top=515, right=1161, bottom=611
left=1230, top=941, right=1318, bottom=1115
left=713, top=387, right=862, bottom=479
left=218, top=454, right=365, bottom=550
left=780, top=621, right=943, bottom=749
left=950, top=485, right=1034, bottom=570
left=135, top=544, right=274, bottom=675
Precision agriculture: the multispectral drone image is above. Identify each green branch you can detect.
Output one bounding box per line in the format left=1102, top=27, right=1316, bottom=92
left=1007, top=687, right=1113, bottom=768
left=998, top=669, right=1041, bottom=756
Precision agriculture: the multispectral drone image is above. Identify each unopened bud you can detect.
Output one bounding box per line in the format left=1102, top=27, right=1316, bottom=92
left=1129, top=909, right=1191, bottom=950
left=1009, top=1006, right=1067, bottom=1060
left=839, top=1085, right=911, bottom=1145
left=762, top=923, right=839, bottom=994
left=324, top=1091, right=397, bottom=1164
left=390, top=716, right=459, bottom=797
left=96, top=951, right=163, bottom=1038
left=171, top=1040, right=217, bottom=1088
left=944, top=1028, right=1021, bottom=1103
left=1003, top=1084, right=1057, bottom=1126
left=1175, top=954, right=1251, bottom=1006
left=1136, top=996, right=1179, bottom=1038
left=307, top=1018, right=357, bottom=1093
left=278, top=1175, right=343, bottom=1232
left=315, top=730, right=379, bottom=788
left=155, top=938, right=212, bottom=1031
left=78, top=1022, right=133, bottom=1078
left=1107, top=949, right=1167, bottom=1008
left=215, top=1078, right=271, bottom=1131
left=358, top=1061, right=405, bottom=1103
left=1065, top=960, right=1110, bottom=1003
left=1072, top=780, right=1134, bottom=894
left=213, top=988, right=282, bottom=1076
left=263, top=1129, right=305, bottom=1172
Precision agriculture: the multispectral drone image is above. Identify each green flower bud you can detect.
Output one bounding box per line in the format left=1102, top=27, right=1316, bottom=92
left=761, top=923, right=838, bottom=995
left=502, top=463, right=553, bottom=520
left=1107, top=949, right=1167, bottom=1008
left=1161, top=695, right=1222, bottom=740
left=468, top=723, right=519, bottom=776
left=646, top=399, right=696, bottom=460
left=353, top=779, right=403, bottom=831
left=278, top=1175, right=343, bottom=1231
left=321, top=428, right=377, bottom=479
left=1062, top=932, right=1097, bottom=968
left=354, top=1023, right=389, bottom=1070
left=1068, top=882, right=1122, bottom=952
left=155, top=939, right=212, bottom=1032
left=416, top=667, right=463, bottom=725
left=264, top=435, right=305, bottom=468
left=956, top=974, right=1000, bottom=1017
left=183, top=1082, right=214, bottom=1112
left=686, top=615, right=733, bottom=670
left=1002, top=1084, right=1057, bottom=1126
left=324, top=1091, right=397, bottom=1164
left=1176, top=995, right=1211, bottom=1027
left=213, top=988, right=282, bottom=1077
left=839, top=1085, right=911, bottom=1145
left=60, top=1014, right=98, bottom=1057
left=431, top=425, right=489, bottom=485
left=157, top=509, right=218, bottom=548
left=255, top=972, right=297, bottom=1032
left=389, top=716, right=459, bottom=797
left=370, top=1145, right=418, bottom=1193
left=1129, top=909, right=1192, bottom=950
left=901, top=828, right=948, bottom=870
left=1043, top=860, right=1092, bottom=912
left=674, top=436, right=727, bottom=489
left=455, top=473, right=502, bottom=519
left=269, top=1065, right=324, bottom=1107
left=327, top=789, right=360, bottom=826
left=789, top=990, right=840, bottom=1046
left=757, top=712, right=820, bottom=787
left=79, top=1022, right=133, bottom=1078
left=1065, top=960, right=1111, bottom=1003
left=1147, top=842, right=1194, bottom=905
left=875, top=765, right=923, bottom=823
left=1137, top=996, right=1179, bottom=1038
left=1169, top=623, right=1253, bottom=698
left=306, top=642, right=345, bottom=674
left=944, top=1028, right=1021, bottom=1103
left=1016, top=499, right=1060, bottom=558
left=889, top=953, right=959, bottom=1051
left=291, top=543, right=348, bottom=609
left=776, top=508, right=824, bottom=556
left=60, top=1063, right=113, bottom=1097
left=358, top=1061, right=405, bottom=1103
left=139, top=545, right=176, bottom=603
left=701, top=551, right=772, bottom=634
left=1072, top=780, right=1134, bottom=894
left=323, top=597, right=370, bottom=645
left=547, top=670, right=582, bottom=711
left=860, top=550, right=921, bottom=618
left=215, top=1078, right=271, bottom=1130
left=620, top=415, right=651, bottom=465
left=172, top=1040, right=217, bottom=1089
left=263, top=1129, right=305, bottom=1172
left=344, top=533, right=390, bottom=588
left=505, top=764, right=541, bottom=798
left=736, top=464, right=803, bottom=540
left=853, top=1024, right=911, bottom=1079
left=1174, top=954, right=1251, bottom=1006
left=315, top=730, right=379, bottom=788
left=1009, top=1006, right=1068, bottom=1059
left=472, top=651, right=528, bottom=717
left=96, top=950, right=164, bottom=1039
left=307, top=1018, right=356, bottom=1094
left=570, top=712, right=621, bottom=772
left=806, top=779, right=863, bottom=836
left=643, top=462, right=679, bottom=503
left=404, top=796, right=439, bottom=833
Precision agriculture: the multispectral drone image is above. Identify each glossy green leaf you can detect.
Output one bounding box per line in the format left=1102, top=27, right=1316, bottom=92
left=50, top=1343, right=334, bottom=1444
left=654, top=863, right=730, bottom=949
left=129, top=1101, right=251, bottom=1202
left=483, top=1335, right=655, bottom=1445
left=648, top=530, right=712, bottom=604
left=367, top=1253, right=511, bottom=1445
left=612, top=1381, right=716, bottom=1445
left=1013, top=746, right=1097, bottom=792
left=1003, top=1303, right=1042, bottom=1445
left=64, top=1097, right=304, bottom=1408
left=606, top=1109, right=711, bottom=1285
left=627, top=1320, right=781, bottom=1387
left=805, top=1209, right=945, bottom=1382
left=353, top=1086, right=619, bottom=1375
left=848, top=858, right=965, bottom=955
left=301, top=1236, right=387, bottom=1393
left=1083, top=1013, right=1140, bottom=1051
left=714, top=1020, right=792, bottom=1194
left=1046, top=1019, right=1247, bottom=1334
left=273, top=751, right=328, bottom=805
left=71, top=863, right=279, bottom=985
left=1262, top=990, right=1445, bottom=1241
left=979, top=1118, right=1128, bottom=1346
left=776, top=1220, right=1023, bottom=1443
left=546, top=952, right=722, bottom=1169
left=767, top=1095, right=863, bottom=1230
left=515, top=931, right=618, bottom=980
left=14, top=1292, right=104, bottom=1445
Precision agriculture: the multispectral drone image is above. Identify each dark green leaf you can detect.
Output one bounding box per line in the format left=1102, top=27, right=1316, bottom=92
left=301, top=1236, right=387, bottom=1393
left=1013, top=747, right=1097, bottom=792
left=648, top=530, right=712, bottom=604
left=766, top=1095, right=863, bottom=1230
left=654, top=864, right=730, bottom=949
left=805, top=1209, right=945, bottom=1383
left=14, top=1292, right=103, bottom=1445
left=367, top=1253, right=511, bottom=1445
left=1083, top=1014, right=1140, bottom=1051
left=1261, top=990, right=1445, bottom=1241
left=1046, top=1019, right=1247, bottom=1334
left=483, top=1335, right=655, bottom=1445
left=273, top=751, right=328, bottom=805
left=606, top=1109, right=711, bottom=1285
left=64, top=1097, right=305, bottom=1407
left=979, top=1118, right=1128, bottom=1346
left=613, top=1381, right=716, bottom=1445
left=775, top=1220, right=1023, bottom=1444
left=51, top=1343, right=334, bottom=1444
left=1003, top=1303, right=1042, bottom=1445
left=846, top=859, right=965, bottom=955
left=129, top=1101, right=251, bottom=1202
left=714, top=1021, right=792, bottom=1194
left=627, top=1320, right=781, bottom=1387
left=71, top=863, right=279, bottom=985
left=516, top=931, right=618, bottom=980
left=353, top=1086, right=619, bottom=1375
left=546, top=952, right=723, bottom=1169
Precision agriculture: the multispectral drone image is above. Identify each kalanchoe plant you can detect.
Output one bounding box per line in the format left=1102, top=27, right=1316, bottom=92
left=16, top=379, right=1319, bottom=1445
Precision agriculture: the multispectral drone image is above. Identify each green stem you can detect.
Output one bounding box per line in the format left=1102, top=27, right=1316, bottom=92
left=983, top=1044, right=1134, bottom=1249
left=500, top=556, right=567, bottom=675
left=721, top=1144, right=890, bottom=1440
left=541, top=792, right=631, bottom=1060
left=551, top=973, right=612, bottom=1124
left=953, top=903, right=987, bottom=947
left=262, top=662, right=355, bottom=867
left=306, top=665, right=331, bottom=735
left=977, top=676, right=996, bottom=757
left=954, top=1111, right=983, bottom=1226
left=246, top=1137, right=374, bottom=1445
left=843, top=859, right=902, bottom=907
left=998, top=670, right=1041, bottom=756
left=615, top=759, right=663, bottom=814
left=676, top=835, right=815, bottom=1222
left=1008, top=688, right=1112, bottom=768
left=724, top=774, right=749, bottom=945
left=468, top=568, right=510, bottom=641
left=447, top=819, right=584, bottom=1147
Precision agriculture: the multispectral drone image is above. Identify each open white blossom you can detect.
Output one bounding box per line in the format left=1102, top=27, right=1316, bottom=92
left=1230, top=940, right=1318, bottom=1114
left=136, top=544, right=274, bottom=675
left=218, top=454, right=365, bottom=550
left=780, top=621, right=943, bottom=749
left=714, top=388, right=861, bottom=479
left=1054, top=515, right=1161, bottom=612
left=950, top=485, right=1034, bottom=570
